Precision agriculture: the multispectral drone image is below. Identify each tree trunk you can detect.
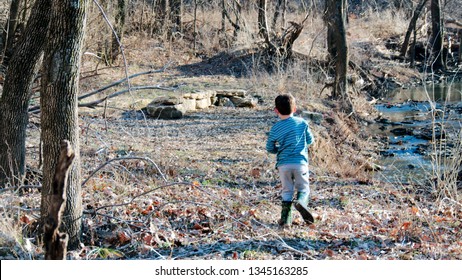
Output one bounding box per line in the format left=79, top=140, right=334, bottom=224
left=110, top=0, right=127, bottom=62
left=272, top=0, right=286, bottom=31
left=44, top=140, right=74, bottom=260
left=258, top=0, right=269, bottom=41
left=325, top=0, right=349, bottom=101
left=170, top=0, right=182, bottom=35
left=400, top=0, right=428, bottom=57
left=430, top=0, right=444, bottom=70
left=1, top=0, right=22, bottom=66
left=40, top=0, right=86, bottom=249
left=0, top=0, right=52, bottom=187
left=459, top=30, right=462, bottom=65
left=154, top=0, right=169, bottom=35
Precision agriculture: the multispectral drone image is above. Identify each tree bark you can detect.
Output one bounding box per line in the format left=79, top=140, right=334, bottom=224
left=0, top=0, right=52, bottom=187
left=430, top=0, right=444, bottom=70
left=170, top=0, right=182, bottom=35
left=40, top=0, right=86, bottom=249
left=154, top=0, right=169, bottom=35
left=459, top=30, right=462, bottom=65
left=400, top=0, right=428, bottom=57
left=325, top=0, right=349, bottom=101
left=1, top=0, right=22, bottom=66
left=44, top=140, right=74, bottom=260
left=110, top=0, right=127, bottom=62
left=271, top=0, right=287, bottom=31
left=258, top=0, right=269, bottom=41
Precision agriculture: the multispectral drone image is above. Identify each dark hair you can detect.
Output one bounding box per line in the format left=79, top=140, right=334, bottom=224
left=275, top=94, right=296, bottom=115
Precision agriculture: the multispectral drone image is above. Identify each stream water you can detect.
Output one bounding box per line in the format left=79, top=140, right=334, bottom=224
left=371, top=82, right=462, bottom=184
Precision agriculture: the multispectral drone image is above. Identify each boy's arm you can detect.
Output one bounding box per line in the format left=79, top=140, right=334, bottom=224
left=305, top=125, right=314, bottom=146
left=266, top=131, right=278, bottom=154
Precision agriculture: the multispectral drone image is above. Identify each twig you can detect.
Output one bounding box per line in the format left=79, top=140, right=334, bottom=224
left=0, top=185, right=42, bottom=193
left=81, top=156, right=167, bottom=187
left=0, top=206, right=40, bottom=212
left=251, top=218, right=313, bottom=259
left=28, top=68, right=170, bottom=113
left=78, top=85, right=178, bottom=108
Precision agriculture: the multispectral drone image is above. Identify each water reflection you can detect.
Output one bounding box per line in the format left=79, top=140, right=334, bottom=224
left=385, top=82, right=462, bottom=103
left=373, top=83, right=462, bottom=184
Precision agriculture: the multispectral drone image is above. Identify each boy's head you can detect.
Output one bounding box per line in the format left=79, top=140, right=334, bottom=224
left=275, top=94, right=296, bottom=116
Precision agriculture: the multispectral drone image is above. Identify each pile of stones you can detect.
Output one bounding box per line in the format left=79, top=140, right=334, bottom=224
left=146, top=89, right=258, bottom=119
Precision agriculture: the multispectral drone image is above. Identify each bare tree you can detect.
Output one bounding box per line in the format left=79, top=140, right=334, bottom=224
left=271, top=0, right=287, bottom=32
left=40, top=0, right=87, bottom=249
left=110, top=0, right=127, bottom=62
left=0, top=0, right=52, bottom=187
left=400, top=0, right=428, bottom=58
left=258, top=0, right=269, bottom=40
left=430, top=0, right=444, bottom=70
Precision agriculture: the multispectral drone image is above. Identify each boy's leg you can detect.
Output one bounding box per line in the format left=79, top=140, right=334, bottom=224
left=278, top=165, right=295, bottom=202
left=293, top=164, right=314, bottom=224
left=278, top=165, right=295, bottom=226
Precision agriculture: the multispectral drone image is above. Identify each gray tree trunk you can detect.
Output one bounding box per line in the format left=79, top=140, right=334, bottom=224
left=40, top=0, right=86, bottom=249
left=0, top=0, right=52, bottom=187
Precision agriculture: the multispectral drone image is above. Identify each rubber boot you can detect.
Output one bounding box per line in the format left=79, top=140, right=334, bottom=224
left=278, top=201, right=293, bottom=227
left=294, top=192, right=314, bottom=224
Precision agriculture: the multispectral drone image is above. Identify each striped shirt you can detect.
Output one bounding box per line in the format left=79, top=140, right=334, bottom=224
left=266, top=116, right=314, bottom=167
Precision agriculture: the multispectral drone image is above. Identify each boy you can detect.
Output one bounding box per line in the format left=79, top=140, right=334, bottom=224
left=266, top=93, right=314, bottom=227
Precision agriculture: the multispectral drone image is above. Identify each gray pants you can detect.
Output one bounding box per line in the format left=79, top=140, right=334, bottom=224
left=278, top=164, right=310, bottom=202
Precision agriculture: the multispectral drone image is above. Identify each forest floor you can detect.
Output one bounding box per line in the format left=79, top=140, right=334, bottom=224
left=1, top=17, right=462, bottom=260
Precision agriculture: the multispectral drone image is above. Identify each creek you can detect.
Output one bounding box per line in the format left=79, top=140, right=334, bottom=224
left=370, top=82, right=462, bottom=184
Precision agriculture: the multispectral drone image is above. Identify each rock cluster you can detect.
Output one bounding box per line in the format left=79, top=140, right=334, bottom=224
left=146, top=89, right=258, bottom=119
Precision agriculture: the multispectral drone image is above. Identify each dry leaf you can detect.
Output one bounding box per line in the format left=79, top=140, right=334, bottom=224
left=401, top=222, right=412, bottom=230
left=250, top=168, right=261, bottom=178
left=143, top=234, right=153, bottom=245
left=117, top=231, right=131, bottom=244
left=193, top=223, right=203, bottom=230
left=20, top=215, right=31, bottom=224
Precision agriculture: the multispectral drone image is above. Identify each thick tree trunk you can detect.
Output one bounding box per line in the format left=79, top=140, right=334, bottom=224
left=325, top=0, right=349, bottom=100
left=0, top=0, right=52, bottom=187
left=40, top=0, right=86, bottom=249
left=400, top=0, right=428, bottom=57
left=430, top=0, right=444, bottom=70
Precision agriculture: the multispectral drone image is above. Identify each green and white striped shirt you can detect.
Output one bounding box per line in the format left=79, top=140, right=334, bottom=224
left=266, top=116, right=314, bottom=167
